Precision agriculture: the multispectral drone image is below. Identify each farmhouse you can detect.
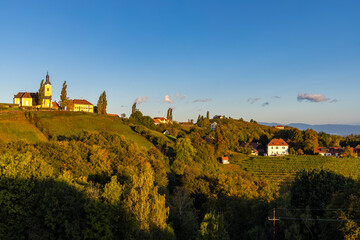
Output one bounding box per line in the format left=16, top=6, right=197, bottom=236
left=267, top=138, right=289, bottom=156
left=314, top=147, right=354, bottom=157
left=153, top=117, right=171, bottom=125
left=210, top=122, right=218, bottom=131
left=72, top=99, right=94, bottom=113
left=219, top=157, right=230, bottom=164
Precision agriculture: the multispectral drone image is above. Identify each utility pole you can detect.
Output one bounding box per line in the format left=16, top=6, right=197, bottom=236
left=268, top=208, right=280, bottom=240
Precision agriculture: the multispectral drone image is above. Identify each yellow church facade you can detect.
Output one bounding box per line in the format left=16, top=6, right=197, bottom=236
left=13, top=71, right=53, bottom=108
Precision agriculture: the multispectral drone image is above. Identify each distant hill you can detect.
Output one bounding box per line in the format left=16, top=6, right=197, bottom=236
left=260, top=122, right=360, bottom=136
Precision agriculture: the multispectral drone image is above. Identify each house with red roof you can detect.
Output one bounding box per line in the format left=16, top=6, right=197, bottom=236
left=71, top=99, right=94, bottom=113
left=314, top=147, right=354, bottom=157
left=153, top=117, right=171, bottom=125
left=267, top=138, right=289, bottom=156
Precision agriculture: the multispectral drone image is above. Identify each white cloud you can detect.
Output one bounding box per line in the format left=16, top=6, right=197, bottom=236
left=135, top=96, right=149, bottom=104
left=164, top=95, right=173, bottom=103
left=297, top=93, right=329, bottom=103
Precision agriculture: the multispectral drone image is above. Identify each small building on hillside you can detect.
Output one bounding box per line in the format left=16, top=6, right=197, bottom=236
left=219, top=157, right=230, bottom=164
left=314, top=147, right=353, bottom=157
left=275, top=125, right=284, bottom=130
left=267, top=138, right=289, bottom=156
left=72, top=99, right=94, bottom=113
left=153, top=117, right=171, bottom=125
left=240, top=142, right=265, bottom=156
left=52, top=101, right=60, bottom=110
left=162, top=130, right=170, bottom=135
left=210, top=122, right=218, bottom=131
left=14, top=92, right=37, bottom=107
left=213, top=115, right=225, bottom=120
left=107, top=114, right=119, bottom=117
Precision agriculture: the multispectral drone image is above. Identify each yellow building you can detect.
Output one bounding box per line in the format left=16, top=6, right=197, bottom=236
left=72, top=99, right=94, bottom=113
left=13, top=92, right=37, bottom=107
left=13, top=71, right=53, bottom=108
left=42, top=71, right=52, bottom=108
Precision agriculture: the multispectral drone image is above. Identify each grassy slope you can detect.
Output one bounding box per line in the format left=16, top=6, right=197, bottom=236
left=222, top=153, right=360, bottom=185
left=34, top=111, right=153, bottom=148
left=0, top=112, right=48, bottom=143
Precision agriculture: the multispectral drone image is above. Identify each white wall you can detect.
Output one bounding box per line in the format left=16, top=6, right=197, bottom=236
left=267, top=145, right=289, bottom=156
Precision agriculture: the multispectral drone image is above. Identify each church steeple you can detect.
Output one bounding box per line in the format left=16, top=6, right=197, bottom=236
left=45, top=69, right=51, bottom=85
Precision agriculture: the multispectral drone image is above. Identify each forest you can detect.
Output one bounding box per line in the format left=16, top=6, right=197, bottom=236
left=1, top=110, right=360, bottom=239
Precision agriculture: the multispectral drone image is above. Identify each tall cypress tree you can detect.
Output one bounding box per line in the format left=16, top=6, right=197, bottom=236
left=97, top=91, right=107, bottom=114
left=37, top=79, right=45, bottom=107
left=101, top=91, right=107, bottom=114
left=206, top=111, right=209, bottom=120
left=132, top=102, right=137, bottom=114
left=60, top=81, right=68, bottom=109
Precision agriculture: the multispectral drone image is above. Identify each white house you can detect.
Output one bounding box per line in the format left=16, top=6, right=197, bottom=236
left=210, top=122, right=218, bottom=131
left=220, top=157, right=230, bottom=164
left=267, top=138, right=289, bottom=156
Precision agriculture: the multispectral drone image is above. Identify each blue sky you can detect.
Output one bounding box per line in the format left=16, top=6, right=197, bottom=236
left=1, top=1, right=360, bottom=124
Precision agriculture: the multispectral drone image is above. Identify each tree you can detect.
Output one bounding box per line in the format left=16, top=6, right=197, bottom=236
left=198, top=212, right=229, bottom=240
left=132, top=102, right=137, bottom=114
left=206, top=111, right=209, bottom=120
left=124, top=162, right=169, bottom=231
left=343, top=145, right=353, bottom=157
left=170, top=108, right=173, bottom=121
left=60, top=81, right=69, bottom=110
left=304, top=129, right=318, bottom=153
left=97, top=91, right=107, bottom=114
left=172, top=138, right=196, bottom=175
left=37, top=79, right=45, bottom=106
left=68, top=100, right=74, bottom=111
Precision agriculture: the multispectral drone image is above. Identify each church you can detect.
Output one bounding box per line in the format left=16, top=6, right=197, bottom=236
left=13, top=70, right=94, bottom=112
left=14, top=71, right=53, bottom=108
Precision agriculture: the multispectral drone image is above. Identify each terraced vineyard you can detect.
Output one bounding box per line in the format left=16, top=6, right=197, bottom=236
left=229, top=154, right=360, bottom=185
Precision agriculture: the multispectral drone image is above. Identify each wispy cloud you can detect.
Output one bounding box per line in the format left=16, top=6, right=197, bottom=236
left=176, top=93, right=187, bottom=100
left=247, top=98, right=261, bottom=104
left=272, top=96, right=281, bottom=99
left=164, top=95, right=173, bottom=103
left=135, top=96, right=149, bottom=104
left=193, top=98, right=212, bottom=103
left=330, top=99, right=339, bottom=103
left=297, top=93, right=329, bottom=103
left=262, top=102, right=269, bottom=107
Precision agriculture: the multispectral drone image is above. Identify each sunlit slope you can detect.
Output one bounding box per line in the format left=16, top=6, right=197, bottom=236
left=0, top=112, right=48, bottom=143
left=33, top=111, right=154, bottom=148
left=226, top=154, right=360, bottom=185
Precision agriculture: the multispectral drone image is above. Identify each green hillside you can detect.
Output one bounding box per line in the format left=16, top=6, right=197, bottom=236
left=0, top=112, right=48, bottom=143
left=226, top=154, right=360, bottom=185
left=0, top=111, right=154, bottom=148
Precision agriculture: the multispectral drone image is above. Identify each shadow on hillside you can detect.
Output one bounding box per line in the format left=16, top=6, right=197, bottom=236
left=0, top=178, right=173, bottom=240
